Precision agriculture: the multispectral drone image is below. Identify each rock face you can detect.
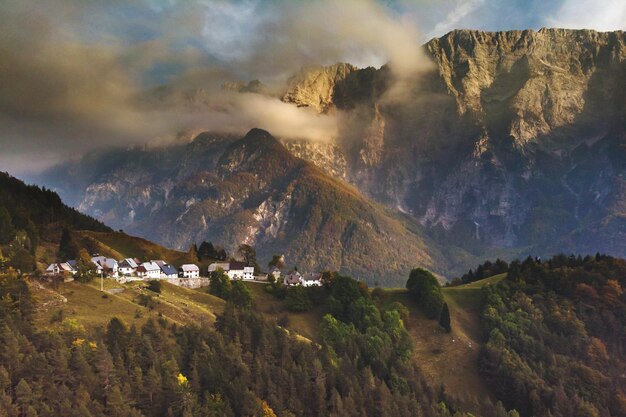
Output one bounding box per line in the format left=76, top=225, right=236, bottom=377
left=282, top=63, right=357, bottom=113
left=40, top=29, right=626, bottom=281
left=283, top=28, right=626, bottom=258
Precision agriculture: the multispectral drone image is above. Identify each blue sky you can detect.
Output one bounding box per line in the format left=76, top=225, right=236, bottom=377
left=0, top=0, right=624, bottom=175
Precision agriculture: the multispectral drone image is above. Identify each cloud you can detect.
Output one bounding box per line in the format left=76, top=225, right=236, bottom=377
left=0, top=0, right=432, bottom=176
left=545, top=0, right=626, bottom=31
left=198, top=0, right=431, bottom=82
left=2, top=0, right=622, bottom=176
left=425, top=0, right=486, bottom=39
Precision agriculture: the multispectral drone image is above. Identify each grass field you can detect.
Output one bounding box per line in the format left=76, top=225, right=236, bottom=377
left=32, top=278, right=225, bottom=331
left=383, top=273, right=507, bottom=411
left=76, top=231, right=198, bottom=266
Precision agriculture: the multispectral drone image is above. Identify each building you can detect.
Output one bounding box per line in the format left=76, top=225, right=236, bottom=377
left=154, top=260, right=178, bottom=278
left=136, top=261, right=161, bottom=279
left=301, top=272, right=322, bottom=287
left=118, top=258, right=138, bottom=276
left=179, top=264, right=200, bottom=278
left=91, top=256, right=118, bottom=278
left=208, top=261, right=254, bottom=280
left=227, top=261, right=254, bottom=280
left=283, top=271, right=302, bottom=286
left=45, top=262, right=76, bottom=276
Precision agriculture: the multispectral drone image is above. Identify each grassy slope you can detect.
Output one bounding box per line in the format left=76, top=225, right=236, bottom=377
left=384, top=273, right=506, bottom=410
left=32, top=278, right=225, bottom=331
left=75, top=231, right=199, bottom=266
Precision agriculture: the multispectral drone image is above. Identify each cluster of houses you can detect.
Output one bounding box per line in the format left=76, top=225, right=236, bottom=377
left=45, top=256, right=203, bottom=287
left=207, top=262, right=323, bottom=287
left=45, top=255, right=324, bottom=288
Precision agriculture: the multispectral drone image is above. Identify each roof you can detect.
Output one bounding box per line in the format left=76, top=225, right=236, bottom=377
left=152, top=260, right=167, bottom=267
left=284, top=271, right=302, bottom=285
left=60, top=262, right=75, bottom=272
left=140, top=261, right=161, bottom=272
left=180, top=264, right=200, bottom=272
left=302, top=272, right=322, bottom=282
left=91, top=256, right=107, bottom=265
left=229, top=261, right=246, bottom=271
left=102, top=258, right=118, bottom=269
left=46, top=263, right=74, bottom=273
left=119, top=258, right=138, bottom=268
left=160, top=265, right=178, bottom=276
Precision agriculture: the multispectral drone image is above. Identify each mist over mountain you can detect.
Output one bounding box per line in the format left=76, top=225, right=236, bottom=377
left=38, top=28, right=626, bottom=284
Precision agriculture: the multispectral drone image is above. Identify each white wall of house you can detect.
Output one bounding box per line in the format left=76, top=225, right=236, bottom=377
left=119, top=266, right=136, bottom=276
left=181, top=270, right=199, bottom=278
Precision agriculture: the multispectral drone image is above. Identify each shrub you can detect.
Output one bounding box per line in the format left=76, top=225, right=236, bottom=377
left=406, top=268, right=444, bottom=319
left=285, top=286, right=311, bottom=312
left=147, top=279, right=162, bottom=294
left=137, top=293, right=157, bottom=310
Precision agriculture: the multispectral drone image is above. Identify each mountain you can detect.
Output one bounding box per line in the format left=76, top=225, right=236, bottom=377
left=37, top=28, right=626, bottom=281
left=282, top=28, right=626, bottom=258
left=39, top=129, right=460, bottom=284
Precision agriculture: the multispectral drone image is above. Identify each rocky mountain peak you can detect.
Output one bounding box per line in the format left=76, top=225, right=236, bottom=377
left=281, top=62, right=357, bottom=113
left=426, top=28, right=625, bottom=147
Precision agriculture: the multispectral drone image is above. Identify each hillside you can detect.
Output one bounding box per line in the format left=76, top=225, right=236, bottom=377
left=0, top=172, right=112, bottom=271
left=0, top=171, right=110, bottom=242
left=479, top=255, right=626, bottom=416
left=5, top=267, right=501, bottom=417
left=73, top=230, right=200, bottom=269
left=10, top=251, right=626, bottom=416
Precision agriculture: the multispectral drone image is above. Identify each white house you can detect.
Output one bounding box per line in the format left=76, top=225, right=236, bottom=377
left=283, top=271, right=302, bottom=286
left=45, top=262, right=76, bottom=276
left=179, top=264, right=200, bottom=278
left=227, top=261, right=254, bottom=280
left=118, top=258, right=138, bottom=276
left=301, top=272, right=322, bottom=287
left=90, top=256, right=119, bottom=278
left=136, top=261, right=161, bottom=279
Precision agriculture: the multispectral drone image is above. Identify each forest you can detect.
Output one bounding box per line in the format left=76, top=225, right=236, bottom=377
left=479, top=254, right=626, bottom=417
left=0, top=267, right=526, bottom=417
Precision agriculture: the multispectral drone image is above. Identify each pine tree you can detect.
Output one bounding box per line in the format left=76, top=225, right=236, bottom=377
left=0, top=207, right=14, bottom=244
left=58, top=228, right=78, bottom=261
left=439, top=302, right=451, bottom=333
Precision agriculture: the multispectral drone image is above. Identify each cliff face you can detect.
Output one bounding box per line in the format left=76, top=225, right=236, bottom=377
left=281, top=28, right=626, bottom=255
left=281, top=63, right=357, bottom=113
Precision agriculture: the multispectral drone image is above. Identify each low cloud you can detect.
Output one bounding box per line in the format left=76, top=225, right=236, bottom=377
left=0, top=0, right=430, bottom=175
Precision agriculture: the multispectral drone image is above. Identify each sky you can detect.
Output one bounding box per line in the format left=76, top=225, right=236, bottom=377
left=0, top=0, right=624, bottom=176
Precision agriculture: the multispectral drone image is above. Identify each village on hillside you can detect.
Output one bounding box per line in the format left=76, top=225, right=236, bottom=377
left=44, top=255, right=324, bottom=289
